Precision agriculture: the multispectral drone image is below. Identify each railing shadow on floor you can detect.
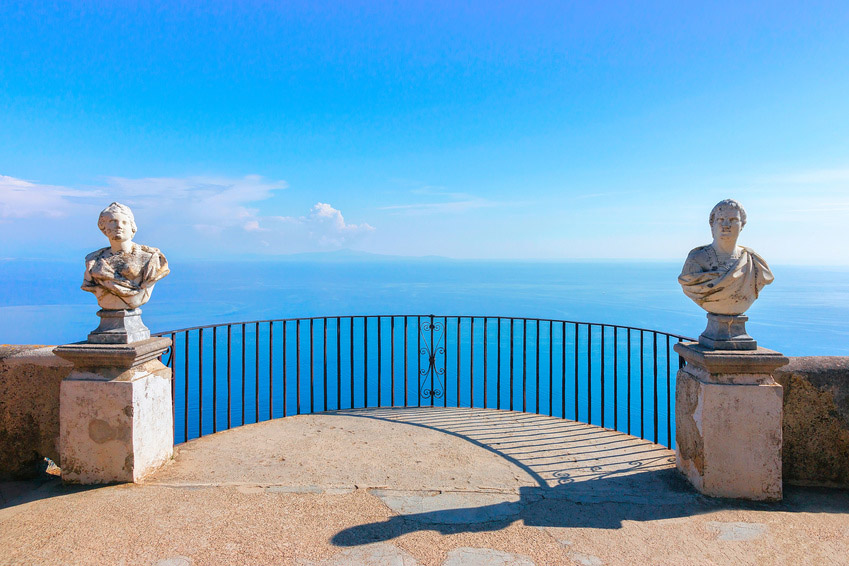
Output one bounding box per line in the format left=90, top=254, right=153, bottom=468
left=326, top=407, right=849, bottom=546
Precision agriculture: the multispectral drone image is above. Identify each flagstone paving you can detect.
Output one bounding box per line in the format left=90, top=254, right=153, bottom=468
left=2, top=407, right=848, bottom=565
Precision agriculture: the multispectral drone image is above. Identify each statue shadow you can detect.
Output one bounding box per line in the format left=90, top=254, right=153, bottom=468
left=328, top=408, right=849, bottom=548
left=332, top=470, right=849, bottom=547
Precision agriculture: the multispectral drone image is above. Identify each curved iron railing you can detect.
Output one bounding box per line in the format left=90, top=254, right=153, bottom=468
left=155, top=315, right=692, bottom=449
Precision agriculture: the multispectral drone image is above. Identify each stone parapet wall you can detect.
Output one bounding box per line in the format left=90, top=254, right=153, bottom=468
left=774, top=356, right=849, bottom=487
left=0, top=345, right=72, bottom=479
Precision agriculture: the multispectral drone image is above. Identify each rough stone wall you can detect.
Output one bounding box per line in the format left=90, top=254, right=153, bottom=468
left=0, top=345, right=72, bottom=479
left=774, top=356, right=849, bottom=487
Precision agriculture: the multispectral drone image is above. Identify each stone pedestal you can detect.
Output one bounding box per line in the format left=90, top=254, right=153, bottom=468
left=54, top=337, right=173, bottom=484
left=88, top=308, right=151, bottom=344
left=674, top=342, right=787, bottom=500
left=699, top=313, right=757, bottom=350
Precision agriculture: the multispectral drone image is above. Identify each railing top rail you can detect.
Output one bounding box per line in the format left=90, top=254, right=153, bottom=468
left=153, top=314, right=695, bottom=342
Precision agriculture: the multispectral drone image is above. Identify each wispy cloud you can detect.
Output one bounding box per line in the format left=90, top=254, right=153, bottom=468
left=269, top=202, right=375, bottom=247
left=0, top=173, right=374, bottom=255
left=380, top=186, right=504, bottom=215
left=760, top=168, right=849, bottom=184
left=0, top=175, right=103, bottom=219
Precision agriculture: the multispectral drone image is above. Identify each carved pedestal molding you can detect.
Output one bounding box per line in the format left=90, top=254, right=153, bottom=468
left=54, top=337, right=173, bottom=484
left=699, top=313, right=757, bottom=351
left=88, top=308, right=151, bottom=344
left=674, top=342, right=787, bottom=500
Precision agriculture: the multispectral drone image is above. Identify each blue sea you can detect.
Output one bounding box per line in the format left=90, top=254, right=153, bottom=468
left=3, top=258, right=847, bottom=447
left=2, top=258, right=847, bottom=356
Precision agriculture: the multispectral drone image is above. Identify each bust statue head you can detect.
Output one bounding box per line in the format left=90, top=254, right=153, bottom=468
left=98, top=202, right=138, bottom=251
left=708, top=199, right=746, bottom=250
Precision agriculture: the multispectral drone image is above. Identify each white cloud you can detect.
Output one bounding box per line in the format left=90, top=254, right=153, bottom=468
left=267, top=202, right=375, bottom=248
left=381, top=186, right=501, bottom=215
left=0, top=173, right=374, bottom=256
left=0, top=175, right=103, bottom=219
left=762, top=168, right=849, bottom=184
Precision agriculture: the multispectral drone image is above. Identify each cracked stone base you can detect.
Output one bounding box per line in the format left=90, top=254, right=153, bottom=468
left=56, top=338, right=173, bottom=484
left=674, top=342, right=786, bottom=500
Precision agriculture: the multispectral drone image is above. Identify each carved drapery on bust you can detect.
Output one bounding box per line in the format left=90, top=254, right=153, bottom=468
left=82, top=202, right=170, bottom=311
left=679, top=245, right=773, bottom=316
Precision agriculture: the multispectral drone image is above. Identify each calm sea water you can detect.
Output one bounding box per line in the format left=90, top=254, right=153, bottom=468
left=1, top=259, right=847, bottom=356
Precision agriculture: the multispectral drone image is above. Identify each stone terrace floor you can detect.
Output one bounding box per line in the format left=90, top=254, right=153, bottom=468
left=2, top=407, right=848, bottom=565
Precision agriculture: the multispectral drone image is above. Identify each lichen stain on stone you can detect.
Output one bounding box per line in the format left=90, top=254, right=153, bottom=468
left=88, top=418, right=117, bottom=443
left=675, top=371, right=705, bottom=475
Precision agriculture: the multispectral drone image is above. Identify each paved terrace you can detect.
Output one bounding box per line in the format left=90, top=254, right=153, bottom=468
left=1, top=407, right=848, bottom=565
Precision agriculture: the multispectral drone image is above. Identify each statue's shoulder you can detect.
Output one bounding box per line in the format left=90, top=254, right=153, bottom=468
left=136, top=244, right=161, bottom=255
left=684, top=245, right=712, bottom=261
left=84, top=247, right=111, bottom=262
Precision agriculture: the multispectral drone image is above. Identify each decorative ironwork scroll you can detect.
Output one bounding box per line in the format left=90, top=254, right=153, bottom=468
left=419, top=315, right=446, bottom=402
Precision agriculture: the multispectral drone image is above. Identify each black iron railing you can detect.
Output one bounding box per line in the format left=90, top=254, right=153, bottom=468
left=155, top=315, right=692, bottom=448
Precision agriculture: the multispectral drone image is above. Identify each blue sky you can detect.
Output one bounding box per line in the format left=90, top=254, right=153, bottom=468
left=1, top=1, right=848, bottom=263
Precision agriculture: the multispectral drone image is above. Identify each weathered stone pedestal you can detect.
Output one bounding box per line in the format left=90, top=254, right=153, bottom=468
left=54, top=337, right=173, bottom=484
left=674, top=342, right=787, bottom=500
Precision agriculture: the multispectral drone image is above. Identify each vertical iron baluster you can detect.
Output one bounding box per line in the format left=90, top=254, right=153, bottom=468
left=640, top=330, right=645, bottom=440
left=199, top=328, right=204, bottom=437
left=364, top=317, right=368, bottom=407
left=470, top=317, right=474, bottom=408
left=336, top=317, right=341, bottom=411
left=227, top=325, right=232, bottom=430
left=283, top=321, right=287, bottom=418
left=241, top=323, right=245, bottom=427
left=430, top=314, right=435, bottom=407
left=349, top=317, right=354, bottom=409
left=403, top=316, right=408, bottom=407
left=613, top=326, right=618, bottom=431
left=269, top=322, right=273, bottom=420
left=296, top=319, right=301, bottom=415
left=323, top=318, right=328, bottom=412
left=587, top=324, right=592, bottom=425
left=443, top=316, right=448, bottom=408
left=310, top=318, right=314, bottom=414
left=534, top=319, right=540, bottom=414
left=653, top=331, right=658, bottom=444
left=184, top=330, right=189, bottom=441
left=391, top=317, right=395, bottom=407
left=378, top=317, right=382, bottom=407
left=601, top=325, right=605, bottom=428
left=522, top=319, right=527, bottom=413
left=453, top=317, right=459, bottom=407
left=535, top=319, right=539, bottom=414
left=483, top=317, right=488, bottom=409
left=510, top=319, right=514, bottom=412
left=574, top=323, right=579, bottom=421
left=497, top=318, right=502, bottom=410
left=549, top=321, right=553, bottom=417
left=561, top=322, right=566, bottom=419
left=170, top=332, right=176, bottom=440
left=666, top=335, right=672, bottom=448
left=254, top=322, right=259, bottom=423
left=627, top=328, right=632, bottom=435
left=213, top=326, right=217, bottom=433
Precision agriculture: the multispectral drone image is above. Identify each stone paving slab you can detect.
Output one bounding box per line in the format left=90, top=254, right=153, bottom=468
left=1, top=407, right=848, bottom=565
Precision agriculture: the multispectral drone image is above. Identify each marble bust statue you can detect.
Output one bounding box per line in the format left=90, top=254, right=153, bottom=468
left=81, top=202, right=169, bottom=343
left=678, top=199, right=773, bottom=315
left=82, top=202, right=170, bottom=310
left=678, top=199, right=773, bottom=349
